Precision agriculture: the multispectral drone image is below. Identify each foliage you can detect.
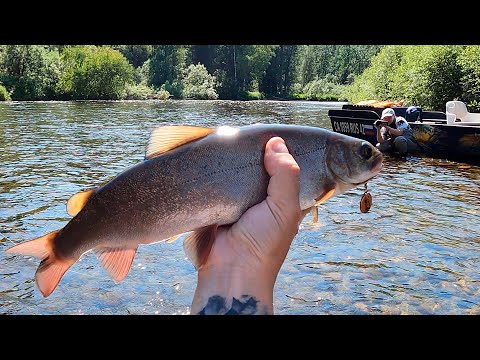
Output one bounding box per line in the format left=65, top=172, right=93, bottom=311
left=57, top=46, right=133, bottom=100
left=243, top=91, right=264, bottom=100
left=193, top=45, right=278, bottom=99
left=0, top=44, right=382, bottom=101
left=301, top=77, right=343, bottom=100
left=260, top=45, right=300, bottom=98
left=297, top=45, right=382, bottom=86
left=155, top=87, right=171, bottom=100
left=344, top=45, right=406, bottom=104
left=0, top=83, right=11, bottom=101
left=458, top=45, right=480, bottom=111
left=113, top=45, right=154, bottom=68
left=345, top=45, right=464, bottom=110
left=182, top=63, right=218, bottom=100
left=0, top=45, right=61, bottom=100
left=148, top=45, right=187, bottom=97
left=123, top=83, right=156, bottom=100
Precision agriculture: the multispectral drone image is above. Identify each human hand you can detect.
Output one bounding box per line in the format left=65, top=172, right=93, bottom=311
left=374, top=120, right=387, bottom=130
left=191, top=136, right=303, bottom=315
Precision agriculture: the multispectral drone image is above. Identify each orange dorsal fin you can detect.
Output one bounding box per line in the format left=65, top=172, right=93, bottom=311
left=183, top=225, right=218, bottom=269
left=145, top=125, right=215, bottom=160
left=94, top=246, right=137, bottom=282
left=6, top=229, right=75, bottom=297
left=315, top=188, right=335, bottom=206
left=66, top=189, right=95, bottom=216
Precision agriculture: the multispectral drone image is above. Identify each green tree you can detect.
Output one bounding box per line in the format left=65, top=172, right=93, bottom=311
left=57, top=46, right=133, bottom=100
left=344, top=45, right=407, bottom=103
left=198, top=45, right=276, bottom=99
left=182, top=63, right=218, bottom=99
left=113, top=45, right=154, bottom=68
left=458, top=45, right=480, bottom=111
left=0, top=45, right=61, bottom=100
left=260, top=45, right=301, bottom=97
left=298, top=45, right=381, bottom=87
left=190, top=45, right=216, bottom=74
left=0, top=83, right=10, bottom=101
left=345, top=45, right=463, bottom=110
left=148, top=45, right=188, bottom=97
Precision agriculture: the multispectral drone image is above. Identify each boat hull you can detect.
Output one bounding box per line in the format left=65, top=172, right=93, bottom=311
left=328, top=107, right=480, bottom=163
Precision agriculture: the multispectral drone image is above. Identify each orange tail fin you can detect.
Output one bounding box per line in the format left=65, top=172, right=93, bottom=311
left=5, top=230, right=75, bottom=297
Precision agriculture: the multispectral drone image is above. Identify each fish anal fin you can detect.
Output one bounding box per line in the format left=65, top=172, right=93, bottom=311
left=94, top=246, right=137, bottom=282
left=315, top=188, right=335, bottom=206
left=145, top=125, right=215, bottom=160
left=36, top=257, right=75, bottom=297
left=67, top=189, right=95, bottom=216
left=183, top=225, right=218, bottom=270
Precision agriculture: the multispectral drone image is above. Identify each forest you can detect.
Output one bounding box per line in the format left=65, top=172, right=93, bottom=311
left=0, top=45, right=380, bottom=102
left=2, top=45, right=480, bottom=111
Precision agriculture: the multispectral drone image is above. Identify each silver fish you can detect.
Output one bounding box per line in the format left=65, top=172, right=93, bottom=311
left=6, top=124, right=383, bottom=297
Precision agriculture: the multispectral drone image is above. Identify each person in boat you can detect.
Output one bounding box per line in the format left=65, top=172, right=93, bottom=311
left=191, top=137, right=303, bottom=315
left=375, top=107, right=419, bottom=155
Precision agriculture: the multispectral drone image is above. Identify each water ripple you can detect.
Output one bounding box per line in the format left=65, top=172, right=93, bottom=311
left=1, top=100, right=479, bottom=315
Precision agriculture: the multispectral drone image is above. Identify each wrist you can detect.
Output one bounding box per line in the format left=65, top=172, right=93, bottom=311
left=191, top=262, right=276, bottom=315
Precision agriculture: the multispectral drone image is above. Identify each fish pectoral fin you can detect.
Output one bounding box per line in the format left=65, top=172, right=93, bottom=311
left=145, top=125, right=215, bottom=160
left=310, top=206, right=318, bottom=223
left=66, top=188, right=96, bottom=216
left=314, top=188, right=335, bottom=206
left=183, top=225, right=218, bottom=270
left=94, top=246, right=137, bottom=283
left=6, top=229, right=75, bottom=297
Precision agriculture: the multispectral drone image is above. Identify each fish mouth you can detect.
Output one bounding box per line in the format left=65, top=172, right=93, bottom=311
left=350, top=153, right=383, bottom=186
left=370, top=153, right=383, bottom=173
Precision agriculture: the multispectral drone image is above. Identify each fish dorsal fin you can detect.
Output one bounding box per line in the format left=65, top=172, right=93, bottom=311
left=145, top=125, right=215, bottom=160
left=94, top=246, right=137, bottom=282
left=66, top=189, right=96, bottom=216
left=183, top=225, right=218, bottom=270
left=315, top=188, right=335, bottom=206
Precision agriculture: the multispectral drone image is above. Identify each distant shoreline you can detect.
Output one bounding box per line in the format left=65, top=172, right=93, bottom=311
left=0, top=99, right=349, bottom=104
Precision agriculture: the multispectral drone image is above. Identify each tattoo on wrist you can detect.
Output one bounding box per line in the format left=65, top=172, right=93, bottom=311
left=197, top=295, right=270, bottom=315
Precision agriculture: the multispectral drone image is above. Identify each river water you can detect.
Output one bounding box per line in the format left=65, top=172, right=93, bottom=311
left=1, top=100, right=479, bottom=315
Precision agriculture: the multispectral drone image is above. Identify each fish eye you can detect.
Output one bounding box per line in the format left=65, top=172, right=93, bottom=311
left=360, top=142, right=373, bottom=159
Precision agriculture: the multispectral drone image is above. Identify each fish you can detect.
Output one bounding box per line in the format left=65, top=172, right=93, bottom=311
left=412, top=124, right=438, bottom=143
left=458, top=133, right=480, bottom=147
left=5, top=124, right=383, bottom=297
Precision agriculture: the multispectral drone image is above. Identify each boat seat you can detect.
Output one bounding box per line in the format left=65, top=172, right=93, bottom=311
left=446, top=100, right=480, bottom=125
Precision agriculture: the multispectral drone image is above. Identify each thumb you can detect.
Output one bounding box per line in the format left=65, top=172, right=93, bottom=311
left=264, top=137, right=302, bottom=224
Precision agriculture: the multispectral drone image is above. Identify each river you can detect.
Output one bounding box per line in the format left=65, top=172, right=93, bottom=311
left=1, top=100, right=479, bottom=314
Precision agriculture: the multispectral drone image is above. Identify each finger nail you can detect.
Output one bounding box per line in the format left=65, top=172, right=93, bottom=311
left=272, top=140, right=288, bottom=153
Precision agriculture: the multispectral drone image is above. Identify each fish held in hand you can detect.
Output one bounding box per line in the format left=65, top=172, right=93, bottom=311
left=6, top=124, right=383, bottom=297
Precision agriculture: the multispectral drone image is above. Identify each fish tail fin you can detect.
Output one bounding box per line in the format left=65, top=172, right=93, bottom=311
left=6, top=230, right=75, bottom=297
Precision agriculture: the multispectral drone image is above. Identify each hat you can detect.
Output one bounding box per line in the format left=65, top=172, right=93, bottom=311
left=406, top=106, right=419, bottom=114
left=381, top=108, right=395, bottom=119
left=405, top=105, right=422, bottom=122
